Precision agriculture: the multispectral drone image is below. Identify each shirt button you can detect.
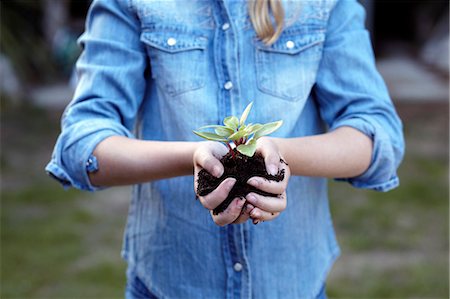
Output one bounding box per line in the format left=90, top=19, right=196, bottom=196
left=224, top=81, right=233, bottom=90
left=222, top=23, right=230, bottom=31
left=286, top=40, right=295, bottom=49
left=167, top=37, right=177, bottom=46
left=233, top=262, right=243, bottom=272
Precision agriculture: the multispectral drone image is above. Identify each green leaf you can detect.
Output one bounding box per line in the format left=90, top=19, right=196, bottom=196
left=197, top=125, right=233, bottom=137
left=239, top=101, right=253, bottom=126
left=228, top=127, right=247, bottom=141
left=197, top=125, right=224, bottom=130
left=193, top=131, right=228, bottom=142
left=237, top=143, right=257, bottom=157
left=245, top=123, right=263, bottom=135
left=215, top=126, right=234, bottom=137
left=223, top=116, right=239, bottom=130
left=246, top=138, right=257, bottom=146
left=254, top=120, right=283, bottom=139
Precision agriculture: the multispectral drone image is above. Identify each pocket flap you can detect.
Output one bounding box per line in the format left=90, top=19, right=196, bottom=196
left=141, top=31, right=208, bottom=53
left=256, top=33, right=325, bottom=55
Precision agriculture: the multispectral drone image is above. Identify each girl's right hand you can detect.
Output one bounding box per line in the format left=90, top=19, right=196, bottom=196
left=193, top=142, right=252, bottom=226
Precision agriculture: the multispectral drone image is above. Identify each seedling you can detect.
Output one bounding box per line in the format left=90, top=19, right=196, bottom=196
left=193, top=102, right=283, bottom=158
left=194, top=102, right=285, bottom=215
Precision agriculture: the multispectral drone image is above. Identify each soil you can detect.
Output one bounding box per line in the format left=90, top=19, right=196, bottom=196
left=196, top=149, right=285, bottom=215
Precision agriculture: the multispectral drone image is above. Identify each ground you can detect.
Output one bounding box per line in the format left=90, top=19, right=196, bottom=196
left=1, top=101, right=448, bottom=298
left=327, top=103, right=449, bottom=298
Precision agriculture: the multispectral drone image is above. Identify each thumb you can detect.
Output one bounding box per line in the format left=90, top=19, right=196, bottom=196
left=195, top=149, right=224, bottom=178
left=264, top=153, right=280, bottom=176
left=258, top=141, right=280, bottom=176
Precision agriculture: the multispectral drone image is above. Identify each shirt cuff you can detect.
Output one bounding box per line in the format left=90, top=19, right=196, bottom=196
left=331, top=117, right=400, bottom=192
left=46, top=120, right=133, bottom=191
left=86, top=155, right=99, bottom=173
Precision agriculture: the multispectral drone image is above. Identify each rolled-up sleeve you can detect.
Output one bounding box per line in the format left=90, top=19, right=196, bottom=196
left=314, top=0, right=405, bottom=192
left=45, top=0, right=147, bottom=191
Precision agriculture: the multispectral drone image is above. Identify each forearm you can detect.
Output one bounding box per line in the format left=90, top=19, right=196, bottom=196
left=275, top=126, right=373, bottom=178
left=89, top=136, right=199, bottom=186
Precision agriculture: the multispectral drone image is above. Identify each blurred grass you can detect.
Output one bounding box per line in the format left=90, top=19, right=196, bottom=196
left=1, top=102, right=448, bottom=298
left=327, top=102, right=449, bottom=298
left=329, top=261, right=448, bottom=298
left=330, top=156, right=447, bottom=252
left=1, top=185, right=127, bottom=299
left=1, top=103, right=128, bottom=298
left=327, top=156, right=448, bottom=298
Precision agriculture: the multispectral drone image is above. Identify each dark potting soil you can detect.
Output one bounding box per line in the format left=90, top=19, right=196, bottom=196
left=197, top=150, right=285, bottom=215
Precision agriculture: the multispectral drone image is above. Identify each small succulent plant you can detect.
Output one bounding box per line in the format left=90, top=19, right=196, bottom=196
left=193, top=102, right=283, bottom=158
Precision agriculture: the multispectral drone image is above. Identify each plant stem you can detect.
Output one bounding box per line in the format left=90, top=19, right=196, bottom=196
left=227, top=143, right=236, bottom=159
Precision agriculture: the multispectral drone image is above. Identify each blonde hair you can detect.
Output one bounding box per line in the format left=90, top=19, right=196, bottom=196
left=248, top=0, right=284, bottom=45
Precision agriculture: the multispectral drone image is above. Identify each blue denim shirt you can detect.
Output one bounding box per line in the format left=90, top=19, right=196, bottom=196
left=46, top=0, right=404, bottom=298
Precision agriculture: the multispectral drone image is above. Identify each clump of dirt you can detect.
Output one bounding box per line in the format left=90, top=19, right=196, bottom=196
left=197, top=149, right=285, bottom=215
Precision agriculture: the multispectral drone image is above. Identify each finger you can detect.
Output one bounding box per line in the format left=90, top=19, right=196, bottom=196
left=257, top=143, right=280, bottom=176
left=264, top=152, right=280, bottom=177
left=233, top=203, right=255, bottom=224
left=195, top=153, right=224, bottom=178
left=211, top=143, right=229, bottom=159
left=245, top=192, right=286, bottom=213
left=193, top=142, right=227, bottom=178
left=247, top=176, right=287, bottom=195
left=211, top=197, right=246, bottom=226
left=250, top=207, right=280, bottom=224
left=198, top=178, right=236, bottom=210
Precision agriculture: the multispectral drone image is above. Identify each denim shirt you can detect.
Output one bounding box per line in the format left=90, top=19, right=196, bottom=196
left=46, top=0, right=404, bottom=298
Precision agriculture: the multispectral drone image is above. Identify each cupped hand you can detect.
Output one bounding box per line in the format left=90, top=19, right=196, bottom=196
left=245, top=137, right=291, bottom=224
left=193, top=141, right=250, bottom=226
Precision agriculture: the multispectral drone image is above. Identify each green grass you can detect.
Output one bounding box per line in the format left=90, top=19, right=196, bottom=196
left=327, top=128, right=449, bottom=298
left=1, top=185, right=127, bottom=298
left=329, top=153, right=448, bottom=249
left=328, top=261, right=449, bottom=299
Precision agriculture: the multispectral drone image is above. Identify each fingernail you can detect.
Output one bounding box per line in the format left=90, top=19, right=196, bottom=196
left=250, top=210, right=260, bottom=218
left=246, top=193, right=256, bottom=203
left=268, top=164, right=278, bottom=176
left=227, top=178, right=236, bottom=189
left=236, top=198, right=244, bottom=208
left=247, top=178, right=260, bottom=187
left=213, top=165, right=223, bottom=177
left=253, top=219, right=259, bottom=225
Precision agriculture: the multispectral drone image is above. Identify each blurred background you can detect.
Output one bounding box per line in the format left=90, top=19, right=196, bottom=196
left=1, top=0, right=448, bottom=298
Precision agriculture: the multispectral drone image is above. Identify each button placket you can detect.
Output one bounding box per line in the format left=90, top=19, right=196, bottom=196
left=224, top=81, right=233, bottom=90
left=233, top=262, right=243, bottom=272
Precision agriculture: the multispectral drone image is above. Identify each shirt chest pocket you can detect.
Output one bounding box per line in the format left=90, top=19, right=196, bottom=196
left=255, top=32, right=325, bottom=102
left=140, top=31, right=208, bottom=97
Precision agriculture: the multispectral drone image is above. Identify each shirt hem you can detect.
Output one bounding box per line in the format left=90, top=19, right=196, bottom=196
left=312, top=246, right=341, bottom=298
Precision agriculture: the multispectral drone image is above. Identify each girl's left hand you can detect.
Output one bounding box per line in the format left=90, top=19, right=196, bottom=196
left=239, top=137, right=291, bottom=224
